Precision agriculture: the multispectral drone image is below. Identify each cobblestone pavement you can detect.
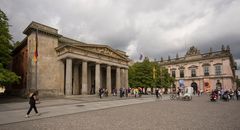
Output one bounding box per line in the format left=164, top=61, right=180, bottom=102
left=0, top=95, right=240, bottom=130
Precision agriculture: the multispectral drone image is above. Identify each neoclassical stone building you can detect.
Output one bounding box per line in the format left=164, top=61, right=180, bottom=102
left=12, top=22, right=130, bottom=96
left=158, top=46, right=237, bottom=92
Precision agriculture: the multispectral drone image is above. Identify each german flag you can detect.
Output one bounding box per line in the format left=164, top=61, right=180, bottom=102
left=33, top=29, right=38, bottom=64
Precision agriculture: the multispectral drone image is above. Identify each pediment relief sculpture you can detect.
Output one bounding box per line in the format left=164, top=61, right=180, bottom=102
left=79, top=46, right=127, bottom=60
left=202, top=63, right=211, bottom=66
left=188, top=65, right=198, bottom=69
left=213, top=63, right=223, bottom=66
left=186, top=46, right=200, bottom=56
left=178, top=66, right=185, bottom=70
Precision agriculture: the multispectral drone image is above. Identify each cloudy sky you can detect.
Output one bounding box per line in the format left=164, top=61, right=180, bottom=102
left=1, top=0, right=240, bottom=64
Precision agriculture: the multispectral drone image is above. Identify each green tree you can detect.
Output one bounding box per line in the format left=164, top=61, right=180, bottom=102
left=129, top=58, right=154, bottom=92
left=0, top=9, right=20, bottom=87
left=152, top=62, right=174, bottom=89
left=236, top=78, right=240, bottom=88
left=129, top=58, right=175, bottom=93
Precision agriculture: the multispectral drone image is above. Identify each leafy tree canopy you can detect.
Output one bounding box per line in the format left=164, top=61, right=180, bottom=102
left=129, top=57, right=175, bottom=89
left=0, top=9, right=20, bottom=86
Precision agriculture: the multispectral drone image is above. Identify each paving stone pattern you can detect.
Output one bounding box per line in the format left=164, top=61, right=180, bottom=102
left=0, top=95, right=240, bottom=130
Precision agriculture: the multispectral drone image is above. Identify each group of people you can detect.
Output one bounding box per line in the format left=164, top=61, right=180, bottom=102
left=119, top=87, right=143, bottom=98
left=98, top=87, right=144, bottom=98
left=210, top=88, right=240, bottom=101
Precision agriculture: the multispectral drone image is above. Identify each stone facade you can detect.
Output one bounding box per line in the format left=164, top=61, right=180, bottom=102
left=12, top=21, right=130, bottom=96
left=159, top=46, right=237, bottom=92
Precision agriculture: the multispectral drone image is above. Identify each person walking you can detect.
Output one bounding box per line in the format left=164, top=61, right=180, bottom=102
left=25, top=91, right=40, bottom=118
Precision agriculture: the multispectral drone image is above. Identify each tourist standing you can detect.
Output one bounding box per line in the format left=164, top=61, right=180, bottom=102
left=159, top=89, right=162, bottom=99
left=99, top=88, right=103, bottom=98
left=25, top=91, right=40, bottom=118
left=119, top=87, right=123, bottom=98
left=105, top=88, right=108, bottom=97
left=125, top=88, right=128, bottom=98
left=155, top=88, right=159, bottom=98
left=236, top=88, right=240, bottom=100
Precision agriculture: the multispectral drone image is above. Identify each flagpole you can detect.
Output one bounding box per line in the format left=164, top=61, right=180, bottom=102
left=35, top=28, right=38, bottom=91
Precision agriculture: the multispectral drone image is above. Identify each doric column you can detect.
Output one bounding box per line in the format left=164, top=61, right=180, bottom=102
left=106, top=65, right=111, bottom=94
left=81, top=61, right=88, bottom=94
left=73, top=63, right=79, bottom=95
left=116, top=67, right=121, bottom=91
left=95, top=63, right=100, bottom=94
left=120, top=68, right=125, bottom=88
left=125, top=69, right=128, bottom=88
left=88, top=67, right=92, bottom=94
left=65, top=58, right=72, bottom=95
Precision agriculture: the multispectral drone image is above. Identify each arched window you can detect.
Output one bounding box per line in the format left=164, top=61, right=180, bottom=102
left=180, top=70, right=184, bottom=78
left=191, top=69, right=196, bottom=77
left=171, top=70, right=176, bottom=78
left=215, top=65, right=222, bottom=75
left=203, top=66, right=209, bottom=76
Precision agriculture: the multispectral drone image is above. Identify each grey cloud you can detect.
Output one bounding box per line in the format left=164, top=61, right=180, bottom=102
left=0, top=0, right=240, bottom=61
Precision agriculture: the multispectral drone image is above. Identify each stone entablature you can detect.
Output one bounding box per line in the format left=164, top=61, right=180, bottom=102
left=55, top=44, right=129, bottom=68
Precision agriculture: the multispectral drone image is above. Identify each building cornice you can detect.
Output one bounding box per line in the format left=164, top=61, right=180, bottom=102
left=23, top=21, right=62, bottom=37
left=55, top=44, right=130, bottom=63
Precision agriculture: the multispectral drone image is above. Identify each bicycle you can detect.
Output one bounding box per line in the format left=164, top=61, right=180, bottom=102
left=170, top=94, right=177, bottom=100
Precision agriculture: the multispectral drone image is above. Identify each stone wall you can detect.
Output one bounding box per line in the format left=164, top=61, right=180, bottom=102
left=27, top=31, right=64, bottom=96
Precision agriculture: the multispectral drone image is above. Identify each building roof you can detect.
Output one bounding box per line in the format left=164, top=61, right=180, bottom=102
left=159, top=46, right=233, bottom=66
left=12, top=21, right=128, bottom=58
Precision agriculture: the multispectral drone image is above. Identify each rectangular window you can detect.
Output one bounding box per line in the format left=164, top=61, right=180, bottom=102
left=180, top=70, right=184, bottom=78
left=172, top=70, right=176, bottom=78
left=215, top=65, right=222, bottom=75
left=191, top=69, right=196, bottom=77
left=204, top=66, right=209, bottom=76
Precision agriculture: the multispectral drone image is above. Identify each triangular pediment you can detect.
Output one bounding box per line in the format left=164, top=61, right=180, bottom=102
left=74, top=44, right=128, bottom=61
left=188, top=65, right=198, bottom=69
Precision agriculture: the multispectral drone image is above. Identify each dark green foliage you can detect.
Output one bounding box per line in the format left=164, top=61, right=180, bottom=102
left=129, top=58, right=175, bottom=89
left=0, top=63, right=20, bottom=86
left=236, top=79, right=240, bottom=88
left=0, top=9, right=20, bottom=86
left=0, top=9, right=13, bottom=67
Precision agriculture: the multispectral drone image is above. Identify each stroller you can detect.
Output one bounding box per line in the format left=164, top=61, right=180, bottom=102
left=182, top=87, right=193, bottom=101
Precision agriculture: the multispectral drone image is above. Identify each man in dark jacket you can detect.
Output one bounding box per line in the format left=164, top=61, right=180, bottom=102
left=25, top=91, right=40, bottom=118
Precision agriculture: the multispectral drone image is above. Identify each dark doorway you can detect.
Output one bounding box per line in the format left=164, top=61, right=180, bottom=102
left=216, top=80, right=222, bottom=91
left=191, top=82, right=198, bottom=95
